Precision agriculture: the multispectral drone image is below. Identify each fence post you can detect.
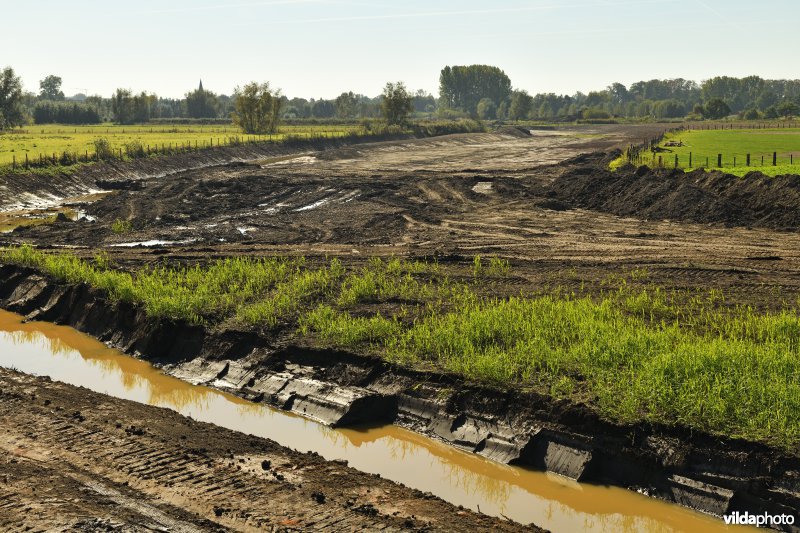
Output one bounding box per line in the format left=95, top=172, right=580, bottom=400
left=689, top=152, right=692, bottom=167
left=675, top=154, right=678, bottom=168
left=747, top=154, right=750, bottom=166
left=658, top=155, right=662, bottom=167
left=734, top=156, right=736, bottom=167
left=717, top=154, right=722, bottom=167
left=773, top=152, right=777, bottom=166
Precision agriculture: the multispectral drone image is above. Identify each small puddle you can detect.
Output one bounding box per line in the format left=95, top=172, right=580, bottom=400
left=109, top=239, right=199, bottom=248
left=0, top=309, right=748, bottom=532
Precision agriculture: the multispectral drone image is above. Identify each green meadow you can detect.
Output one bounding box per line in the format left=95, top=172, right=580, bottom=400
left=0, top=123, right=363, bottom=167
left=616, top=127, right=800, bottom=176
left=3, top=245, right=800, bottom=449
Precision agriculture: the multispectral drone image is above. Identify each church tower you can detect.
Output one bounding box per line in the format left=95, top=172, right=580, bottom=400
left=199, top=79, right=204, bottom=92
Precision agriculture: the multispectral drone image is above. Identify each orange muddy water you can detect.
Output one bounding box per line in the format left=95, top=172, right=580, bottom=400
left=0, top=309, right=750, bottom=532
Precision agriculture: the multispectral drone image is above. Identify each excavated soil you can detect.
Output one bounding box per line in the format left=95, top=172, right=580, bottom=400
left=4, top=125, right=800, bottom=528
left=0, top=368, right=529, bottom=532
left=5, top=125, right=800, bottom=311
left=552, top=162, right=800, bottom=230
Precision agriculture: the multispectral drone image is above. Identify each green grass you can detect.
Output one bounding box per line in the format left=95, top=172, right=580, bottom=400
left=110, top=219, right=132, bottom=234
left=615, top=127, right=800, bottom=176
left=0, top=123, right=365, bottom=168
left=3, top=244, right=800, bottom=449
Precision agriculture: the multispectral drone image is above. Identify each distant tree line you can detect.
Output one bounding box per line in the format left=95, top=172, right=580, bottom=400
left=435, top=68, right=800, bottom=122
left=33, top=101, right=101, bottom=124
left=5, top=63, right=800, bottom=133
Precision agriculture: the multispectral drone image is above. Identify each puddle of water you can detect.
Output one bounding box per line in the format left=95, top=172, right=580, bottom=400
left=0, top=309, right=750, bottom=532
left=259, top=155, right=317, bottom=167
left=472, top=182, right=493, bottom=194
left=0, top=190, right=113, bottom=232
left=109, top=239, right=198, bottom=248
left=294, top=196, right=332, bottom=212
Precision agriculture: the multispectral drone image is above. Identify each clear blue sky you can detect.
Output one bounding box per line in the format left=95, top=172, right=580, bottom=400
left=2, top=0, right=798, bottom=99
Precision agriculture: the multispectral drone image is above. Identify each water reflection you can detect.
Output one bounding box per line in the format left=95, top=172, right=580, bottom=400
left=0, top=309, right=750, bottom=532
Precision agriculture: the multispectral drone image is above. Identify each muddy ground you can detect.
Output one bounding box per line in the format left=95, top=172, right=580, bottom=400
left=3, top=123, right=800, bottom=529
left=5, top=124, right=800, bottom=310
left=0, top=367, right=531, bottom=532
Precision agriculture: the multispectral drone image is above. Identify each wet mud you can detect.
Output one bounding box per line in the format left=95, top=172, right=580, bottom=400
left=3, top=126, right=800, bottom=530
left=0, top=308, right=745, bottom=532
left=1, top=265, right=797, bottom=530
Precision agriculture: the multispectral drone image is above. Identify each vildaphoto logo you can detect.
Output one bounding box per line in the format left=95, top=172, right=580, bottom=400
left=723, top=511, right=795, bottom=527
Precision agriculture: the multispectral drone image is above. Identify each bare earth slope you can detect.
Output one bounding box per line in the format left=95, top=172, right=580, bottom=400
left=0, top=368, right=530, bottom=532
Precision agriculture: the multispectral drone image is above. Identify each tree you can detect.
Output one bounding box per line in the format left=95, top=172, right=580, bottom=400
left=742, top=108, right=760, bottom=120
left=496, top=101, right=508, bottom=120
left=439, top=65, right=511, bottom=116
left=607, top=83, right=630, bottom=106
left=311, top=99, right=336, bottom=118
left=652, top=99, right=686, bottom=119
left=185, top=81, right=218, bottom=118
left=777, top=100, right=800, bottom=119
left=0, top=67, right=25, bottom=130
left=764, top=106, right=779, bottom=119
left=111, top=89, right=135, bottom=124
left=132, top=92, right=155, bottom=123
left=412, top=89, right=436, bottom=114
left=704, top=98, right=731, bottom=120
left=476, top=98, right=496, bottom=120
left=507, top=90, right=532, bottom=121
left=380, top=81, right=413, bottom=125
left=39, top=75, right=65, bottom=101
left=233, top=82, right=282, bottom=134
left=335, top=91, right=358, bottom=119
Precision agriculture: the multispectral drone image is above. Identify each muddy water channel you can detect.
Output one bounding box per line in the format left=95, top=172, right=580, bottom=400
left=0, top=309, right=746, bottom=532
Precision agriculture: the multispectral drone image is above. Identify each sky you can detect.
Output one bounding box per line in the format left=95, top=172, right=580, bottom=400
left=2, top=0, right=798, bottom=100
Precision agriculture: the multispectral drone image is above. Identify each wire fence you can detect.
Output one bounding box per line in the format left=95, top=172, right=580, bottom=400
left=3, top=130, right=359, bottom=172
left=624, top=123, right=800, bottom=170
left=629, top=150, right=797, bottom=170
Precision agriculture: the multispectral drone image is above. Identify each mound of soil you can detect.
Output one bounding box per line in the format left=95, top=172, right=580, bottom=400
left=496, top=125, right=532, bottom=137
left=550, top=165, right=800, bottom=230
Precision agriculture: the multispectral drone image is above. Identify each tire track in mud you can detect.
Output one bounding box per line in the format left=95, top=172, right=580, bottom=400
left=0, top=369, right=531, bottom=532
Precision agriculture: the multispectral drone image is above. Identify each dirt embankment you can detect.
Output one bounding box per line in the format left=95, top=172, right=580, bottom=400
left=550, top=157, right=800, bottom=231
left=2, top=264, right=798, bottom=527
left=0, top=367, right=529, bottom=532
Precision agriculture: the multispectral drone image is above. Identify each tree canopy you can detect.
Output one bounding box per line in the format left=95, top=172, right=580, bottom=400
left=39, top=75, right=65, bottom=101
left=439, top=65, right=511, bottom=117
left=185, top=81, right=219, bottom=118
left=381, top=82, right=413, bottom=125
left=0, top=67, right=25, bottom=130
left=233, top=82, right=282, bottom=134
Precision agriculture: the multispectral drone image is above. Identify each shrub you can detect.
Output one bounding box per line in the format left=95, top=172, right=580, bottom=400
left=93, top=138, right=114, bottom=160
left=124, top=140, right=146, bottom=158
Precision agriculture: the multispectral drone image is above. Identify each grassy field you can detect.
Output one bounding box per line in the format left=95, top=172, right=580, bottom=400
left=0, top=123, right=364, bottom=167
left=3, top=244, right=800, bottom=449
left=616, top=127, right=800, bottom=176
